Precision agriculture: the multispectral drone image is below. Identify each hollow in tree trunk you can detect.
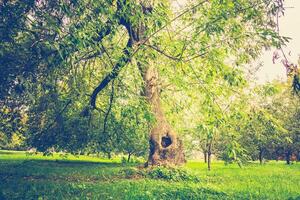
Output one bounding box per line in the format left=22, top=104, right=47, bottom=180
left=89, top=1, right=185, bottom=167
left=142, top=66, right=185, bottom=166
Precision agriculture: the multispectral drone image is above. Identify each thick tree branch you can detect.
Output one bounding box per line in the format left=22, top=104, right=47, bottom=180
left=90, top=0, right=209, bottom=109
left=94, top=21, right=113, bottom=43
left=103, top=80, right=115, bottom=135
left=90, top=39, right=133, bottom=108
left=39, top=99, right=72, bottom=136
left=145, top=44, right=181, bottom=61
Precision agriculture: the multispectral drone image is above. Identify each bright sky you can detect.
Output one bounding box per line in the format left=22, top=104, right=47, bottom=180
left=257, top=0, right=300, bottom=83
left=172, top=0, right=300, bottom=83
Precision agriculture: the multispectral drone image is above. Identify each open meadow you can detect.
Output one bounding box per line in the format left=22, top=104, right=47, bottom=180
left=0, top=150, right=299, bottom=200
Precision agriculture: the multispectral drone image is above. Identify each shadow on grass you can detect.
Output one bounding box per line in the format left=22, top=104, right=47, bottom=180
left=0, top=150, right=128, bottom=167
left=0, top=179, right=229, bottom=200
left=0, top=150, right=24, bottom=155
left=0, top=158, right=125, bottom=167
left=0, top=159, right=134, bottom=184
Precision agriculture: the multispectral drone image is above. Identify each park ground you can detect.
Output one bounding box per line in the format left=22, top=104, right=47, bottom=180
left=0, top=150, right=300, bottom=200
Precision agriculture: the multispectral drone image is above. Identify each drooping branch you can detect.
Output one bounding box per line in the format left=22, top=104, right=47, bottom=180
left=38, top=99, right=72, bottom=136
left=103, top=80, right=115, bottom=135
left=90, top=39, right=133, bottom=108
left=145, top=44, right=181, bottom=61
left=89, top=0, right=210, bottom=109
left=94, top=21, right=113, bottom=43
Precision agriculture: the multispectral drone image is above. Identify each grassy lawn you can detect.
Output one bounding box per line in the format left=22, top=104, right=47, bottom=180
left=0, top=150, right=299, bottom=200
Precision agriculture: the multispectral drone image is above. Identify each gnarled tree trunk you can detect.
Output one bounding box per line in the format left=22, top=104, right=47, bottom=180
left=142, top=66, right=185, bottom=166
left=89, top=0, right=185, bottom=166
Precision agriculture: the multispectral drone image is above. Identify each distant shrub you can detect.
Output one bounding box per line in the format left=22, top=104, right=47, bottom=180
left=121, top=156, right=145, bottom=164
left=59, top=152, right=69, bottom=159
left=121, top=157, right=127, bottom=164
left=130, top=157, right=144, bottom=163
left=118, top=166, right=200, bottom=182
left=146, top=167, right=200, bottom=182
left=25, top=148, right=37, bottom=156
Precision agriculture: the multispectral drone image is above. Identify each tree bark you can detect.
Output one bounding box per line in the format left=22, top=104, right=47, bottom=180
left=286, top=149, right=291, bottom=165
left=142, top=66, right=185, bottom=166
left=107, top=152, right=111, bottom=159
left=275, top=148, right=279, bottom=161
left=207, top=142, right=212, bottom=171
left=89, top=1, right=186, bottom=166
left=127, top=152, right=132, bottom=163
left=203, top=150, right=207, bottom=163
left=259, top=148, right=263, bottom=165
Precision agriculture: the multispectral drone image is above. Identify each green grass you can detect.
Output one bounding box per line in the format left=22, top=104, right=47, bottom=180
left=1, top=150, right=300, bottom=199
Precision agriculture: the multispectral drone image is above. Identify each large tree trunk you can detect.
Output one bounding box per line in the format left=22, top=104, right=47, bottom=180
left=142, top=66, right=185, bottom=166
left=89, top=0, right=185, bottom=166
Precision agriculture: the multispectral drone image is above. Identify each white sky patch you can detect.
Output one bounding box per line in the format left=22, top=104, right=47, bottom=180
left=256, top=0, right=300, bottom=83
left=171, top=0, right=300, bottom=83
